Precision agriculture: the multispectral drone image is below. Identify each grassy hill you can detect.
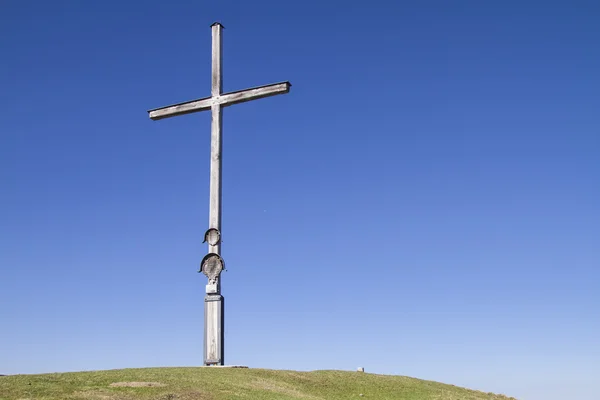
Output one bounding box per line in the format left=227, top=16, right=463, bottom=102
left=0, top=367, right=516, bottom=400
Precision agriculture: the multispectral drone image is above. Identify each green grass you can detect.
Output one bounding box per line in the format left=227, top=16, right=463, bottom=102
left=0, top=367, right=516, bottom=400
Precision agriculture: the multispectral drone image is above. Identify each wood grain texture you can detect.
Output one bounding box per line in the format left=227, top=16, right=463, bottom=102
left=147, top=82, right=290, bottom=120
left=204, top=295, right=224, bottom=365
left=219, top=82, right=291, bottom=107
left=211, top=24, right=223, bottom=97
left=148, top=97, right=213, bottom=120
left=208, top=103, right=222, bottom=261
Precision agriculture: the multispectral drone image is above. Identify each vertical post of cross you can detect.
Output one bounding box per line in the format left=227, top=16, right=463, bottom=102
left=209, top=22, right=223, bottom=279
left=204, top=22, right=225, bottom=366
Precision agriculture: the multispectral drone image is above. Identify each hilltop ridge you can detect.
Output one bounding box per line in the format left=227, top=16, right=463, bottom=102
left=0, top=367, right=516, bottom=400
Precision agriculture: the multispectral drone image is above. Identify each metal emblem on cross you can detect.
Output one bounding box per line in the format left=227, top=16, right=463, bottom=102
left=147, top=22, right=291, bottom=366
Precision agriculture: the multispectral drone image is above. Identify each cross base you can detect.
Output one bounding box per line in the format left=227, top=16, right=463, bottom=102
left=204, top=294, right=224, bottom=365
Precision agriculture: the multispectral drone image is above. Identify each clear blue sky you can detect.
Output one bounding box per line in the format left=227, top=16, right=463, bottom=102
left=1, top=1, right=598, bottom=399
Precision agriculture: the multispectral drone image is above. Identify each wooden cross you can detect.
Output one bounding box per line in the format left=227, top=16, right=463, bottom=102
left=147, top=22, right=291, bottom=366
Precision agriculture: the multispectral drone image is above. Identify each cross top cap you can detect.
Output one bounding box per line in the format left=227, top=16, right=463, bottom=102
left=211, top=22, right=225, bottom=28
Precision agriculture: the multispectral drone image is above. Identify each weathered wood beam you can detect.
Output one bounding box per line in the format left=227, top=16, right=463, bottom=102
left=147, top=81, right=291, bottom=121
left=219, top=81, right=291, bottom=107
left=212, top=23, right=223, bottom=97
left=148, top=97, right=213, bottom=120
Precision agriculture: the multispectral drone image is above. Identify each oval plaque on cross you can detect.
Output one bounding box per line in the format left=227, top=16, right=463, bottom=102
left=202, top=228, right=221, bottom=246
left=200, top=253, right=225, bottom=284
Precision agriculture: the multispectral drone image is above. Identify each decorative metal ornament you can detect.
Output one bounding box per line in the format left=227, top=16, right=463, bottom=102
left=200, top=253, right=225, bottom=284
left=202, top=228, right=221, bottom=246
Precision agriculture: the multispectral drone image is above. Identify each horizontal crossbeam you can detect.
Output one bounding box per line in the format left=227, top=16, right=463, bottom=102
left=148, top=81, right=291, bottom=120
